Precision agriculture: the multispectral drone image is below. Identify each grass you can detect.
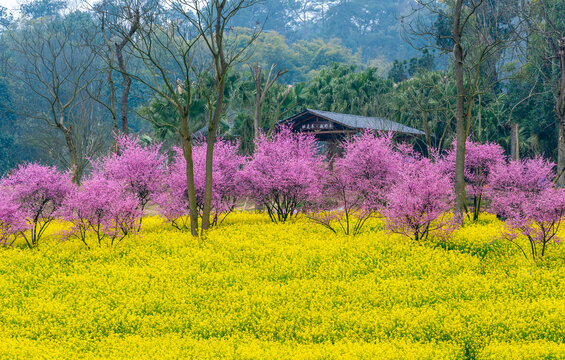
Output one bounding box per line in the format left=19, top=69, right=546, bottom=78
left=0, top=213, right=565, bottom=359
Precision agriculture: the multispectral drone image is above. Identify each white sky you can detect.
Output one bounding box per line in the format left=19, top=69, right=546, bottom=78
left=0, top=0, right=20, bottom=11
left=1, top=0, right=84, bottom=15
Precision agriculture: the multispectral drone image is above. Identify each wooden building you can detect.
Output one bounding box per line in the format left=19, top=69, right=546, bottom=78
left=278, top=109, right=425, bottom=155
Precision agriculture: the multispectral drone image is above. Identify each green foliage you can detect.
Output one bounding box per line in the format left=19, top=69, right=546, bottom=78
left=239, top=29, right=362, bottom=84
left=0, top=6, right=12, bottom=29
left=138, top=89, right=207, bottom=144
left=231, top=0, right=416, bottom=63
left=20, top=0, right=67, bottom=19
left=391, top=70, right=456, bottom=152
left=388, top=60, right=408, bottom=83
left=389, top=50, right=436, bottom=83
left=302, top=64, right=393, bottom=117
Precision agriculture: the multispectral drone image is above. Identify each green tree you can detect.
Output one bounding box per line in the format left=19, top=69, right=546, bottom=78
left=302, top=63, right=393, bottom=117
left=20, top=0, right=67, bottom=19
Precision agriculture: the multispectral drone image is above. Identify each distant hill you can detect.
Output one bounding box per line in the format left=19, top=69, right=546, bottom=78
left=230, top=0, right=417, bottom=63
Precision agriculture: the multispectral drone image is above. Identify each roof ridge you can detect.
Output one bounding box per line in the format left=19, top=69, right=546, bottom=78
left=286, top=109, right=425, bottom=136
left=308, top=109, right=389, bottom=121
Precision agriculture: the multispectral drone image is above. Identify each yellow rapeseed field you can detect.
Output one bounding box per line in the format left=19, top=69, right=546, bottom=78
left=1, top=213, right=565, bottom=359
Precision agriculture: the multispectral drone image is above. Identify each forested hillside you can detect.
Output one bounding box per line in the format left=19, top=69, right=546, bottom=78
left=0, top=0, right=563, bottom=180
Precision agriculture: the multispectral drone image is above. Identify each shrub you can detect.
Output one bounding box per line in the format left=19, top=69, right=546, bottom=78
left=95, top=135, right=166, bottom=218
left=60, top=175, right=141, bottom=247
left=487, top=158, right=565, bottom=259
left=156, top=139, right=244, bottom=229
left=443, top=139, right=506, bottom=220
left=384, top=157, right=455, bottom=241
left=0, top=163, right=73, bottom=247
left=308, top=132, right=404, bottom=234
left=240, top=127, right=324, bottom=223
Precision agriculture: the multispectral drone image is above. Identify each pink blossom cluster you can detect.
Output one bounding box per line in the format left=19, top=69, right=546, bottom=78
left=308, top=132, right=406, bottom=234
left=444, top=139, right=505, bottom=198
left=384, top=156, right=455, bottom=241
left=487, top=157, right=565, bottom=258
left=334, top=132, right=405, bottom=211
left=240, top=127, right=325, bottom=223
left=3, top=130, right=565, bottom=259
left=0, top=163, right=74, bottom=247
left=94, top=135, right=167, bottom=215
left=155, top=139, right=244, bottom=229
left=59, top=175, right=141, bottom=247
left=442, top=139, right=506, bottom=220
left=0, top=193, right=29, bottom=246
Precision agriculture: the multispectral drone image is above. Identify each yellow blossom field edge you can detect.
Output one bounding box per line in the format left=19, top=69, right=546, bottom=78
left=0, top=213, right=565, bottom=359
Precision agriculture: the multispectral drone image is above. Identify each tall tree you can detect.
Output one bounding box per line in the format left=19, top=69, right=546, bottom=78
left=8, top=12, right=98, bottom=182
left=175, top=0, right=261, bottom=232
left=115, top=2, right=202, bottom=236
left=251, top=64, right=287, bottom=138
left=92, top=0, right=145, bottom=137
left=404, top=0, right=523, bottom=216
left=527, top=0, right=565, bottom=184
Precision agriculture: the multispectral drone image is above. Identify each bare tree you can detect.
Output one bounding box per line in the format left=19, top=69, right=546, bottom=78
left=403, top=0, right=523, bottom=216
left=526, top=0, right=565, bottom=184
left=32, top=95, right=110, bottom=179
left=9, top=14, right=98, bottom=183
left=251, top=64, right=287, bottom=138
left=88, top=0, right=143, bottom=140
left=174, top=0, right=262, bottom=232
left=112, top=1, right=141, bottom=135
left=113, top=2, right=203, bottom=236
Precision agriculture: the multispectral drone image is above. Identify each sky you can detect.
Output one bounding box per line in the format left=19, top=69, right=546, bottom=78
left=1, top=0, right=20, bottom=11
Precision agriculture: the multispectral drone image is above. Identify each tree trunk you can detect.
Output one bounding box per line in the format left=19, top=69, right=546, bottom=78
left=63, top=128, right=79, bottom=184
left=510, top=122, right=519, bottom=161
left=113, top=12, right=139, bottom=136
left=453, top=0, right=467, bottom=216
left=254, top=65, right=262, bottom=139
left=116, top=44, right=131, bottom=135
left=201, top=75, right=226, bottom=231
left=180, top=113, right=199, bottom=237
left=107, top=65, right=119, bottom=153
left=421, top=111, right=431, bottom=150
left=556, top=37, right=565, bottom=186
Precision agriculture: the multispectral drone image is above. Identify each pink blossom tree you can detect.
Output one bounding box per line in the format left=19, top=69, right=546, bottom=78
left=156, top=139, right=244, bottom=230
left=308, top=132, right=405, bottom=235
left=0, top=163, right=74, bottom=248
left=94, top=135, right=166, bottom=224
left=59, top=175, right=141, bottom=247
left=0, top=193, right=29, bottom=246
left=487, top=158, right=565, bottom=259
left=240, top=128, right=325, bottom=223
left=443, top=139, right=506, bottom=220
left=384, top=157, right=455, bottom=241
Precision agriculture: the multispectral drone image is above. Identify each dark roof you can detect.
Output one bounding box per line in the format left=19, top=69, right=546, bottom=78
left=282, top=109, right=425, bottom=136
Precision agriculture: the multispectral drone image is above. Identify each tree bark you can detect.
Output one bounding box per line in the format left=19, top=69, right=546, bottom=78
left=201, top=74, right=226, bottom=231
left=116, top=44, right=131, bottom=135
left=254, top=65, right=262, bottom=138
left=107, top=64, right=119, bottom=153
left=510, top=122, right=519, bottom=161
left=252, top=64, right=287, bottom=138
left=556, top=37, right=565, bottom=186
left=114, top=11, right=140, bottom=136
left=180, top=113, right=199, bottom=237
left=453, top=0, right=467, bottom=215
left=63, top=127, right=79, bottom=184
